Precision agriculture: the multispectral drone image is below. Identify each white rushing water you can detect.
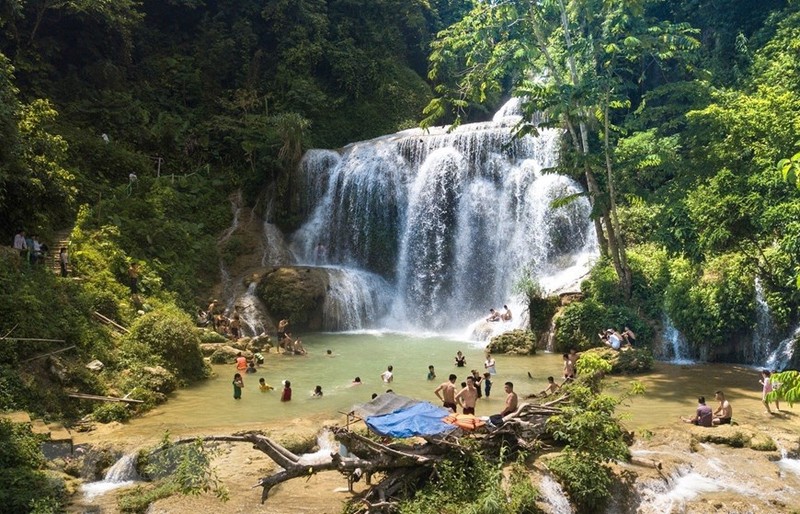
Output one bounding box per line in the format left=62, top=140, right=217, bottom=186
left=661, top=316, right=695, bottom=364
left=81, top=453, right=139, bottom=499
left=538, top=473, right=573, bottom=514
left=290, top=99, right=597, bottom=332
left=297, top=429, right=336, bottom=466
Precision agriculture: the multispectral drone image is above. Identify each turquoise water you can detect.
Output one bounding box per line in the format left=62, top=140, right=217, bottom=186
left=121, top=332, right=564, bottom=435
left=119, top=332, right=774, bottom=437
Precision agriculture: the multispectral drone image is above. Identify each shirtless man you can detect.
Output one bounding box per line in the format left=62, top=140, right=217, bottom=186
left=562, top=353, right=575, bottom=381
left=486, top=308, right=501, bottom=322
left=500, top=382, right=518, bottom=417
left=501, top=305, right=512, bottom=321
left=434, top=374, right=458, bottom=412
left=712, top=390, right=733, bottom=425
left=537, top=376, right=561, bottom=397
left=455, top=376, right=479, bottom=415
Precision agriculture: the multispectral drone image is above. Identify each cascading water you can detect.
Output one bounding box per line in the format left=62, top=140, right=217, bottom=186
left=748, top=278, right=798, bottom=370
left=751, top=277, right=778, bottom=365
left=537, top=474, right=572, bottom=514
left=291, top=99, right=597, bottom=331
left=763, top=325, right=800, bottom=371
left=82, top=453, right=139, bottom=498
left=661, top=316, right=694, bottom=364
left=322, top=268, right=395, bottom=331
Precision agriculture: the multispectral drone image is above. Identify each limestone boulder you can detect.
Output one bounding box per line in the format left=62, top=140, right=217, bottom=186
left=487, top=329, right=537, bottom=355
left=257, top=267, right=329, bottom=330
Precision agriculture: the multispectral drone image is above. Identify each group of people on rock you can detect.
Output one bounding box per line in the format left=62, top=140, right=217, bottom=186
left=681, top=390, right=733, bottom=427
left=679, top=369, right=784, bottom=427
left=598, top=326, right=636, bottom=350
left=486, top=305, right=513, bottom=322
left=201, top=299, right=260, bottom=345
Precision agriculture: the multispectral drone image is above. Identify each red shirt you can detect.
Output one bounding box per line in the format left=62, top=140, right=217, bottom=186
left=281, top=387, right=292, bottom=402
left=236, top=356, right=247, bottom=371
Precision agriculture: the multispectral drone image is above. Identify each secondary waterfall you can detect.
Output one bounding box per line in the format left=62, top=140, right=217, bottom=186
left=82, top=453, right=139, bottom=498
left=660, top=316, right=694, bottom=364
left=291, top=99, right=597, bottom=331
left=749, top=278, right=798, bottom=369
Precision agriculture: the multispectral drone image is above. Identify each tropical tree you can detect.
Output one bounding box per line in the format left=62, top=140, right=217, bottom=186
left=425, top=0, right=698, bottom=298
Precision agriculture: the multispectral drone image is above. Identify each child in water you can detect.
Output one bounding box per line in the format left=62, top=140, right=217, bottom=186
left=427, top=365, right=436, bottom=380
left=232, top=373, right=244, bottom=400
left=483, top=372, right=492, bottom=397
left=258, top=377, right=274, bottom=392
left=281, top=380, right=292, bottom=402
left=312, top=385, right=323, bottom=397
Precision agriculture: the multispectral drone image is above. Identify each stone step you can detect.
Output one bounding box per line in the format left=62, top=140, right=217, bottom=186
left=0, top=411, right=32, bottom=424
left=31, top=418, right=50, bottom=435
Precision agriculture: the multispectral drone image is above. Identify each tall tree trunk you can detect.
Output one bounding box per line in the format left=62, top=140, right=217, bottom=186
left=602, top=96, right=631, bottom=297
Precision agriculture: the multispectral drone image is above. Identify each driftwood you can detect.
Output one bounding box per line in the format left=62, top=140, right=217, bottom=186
left=170, top=397, right=569, bottom=512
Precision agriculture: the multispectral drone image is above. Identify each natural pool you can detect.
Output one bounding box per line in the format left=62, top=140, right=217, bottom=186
left=118, top=332, right=775, bottom=438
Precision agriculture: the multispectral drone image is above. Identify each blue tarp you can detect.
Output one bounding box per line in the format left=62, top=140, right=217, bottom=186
left=365, top=402, right=455, bottom=438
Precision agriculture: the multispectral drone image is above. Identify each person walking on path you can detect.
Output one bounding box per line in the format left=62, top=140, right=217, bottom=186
left=59, top=247, right=69, bottom=277
left=128, top=262, right=139, bottom=295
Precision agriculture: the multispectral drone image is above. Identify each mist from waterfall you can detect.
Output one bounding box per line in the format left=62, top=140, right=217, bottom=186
left=291, top=99, right=597, bottom=331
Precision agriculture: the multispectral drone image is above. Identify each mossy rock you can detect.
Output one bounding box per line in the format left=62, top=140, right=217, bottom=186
left=750, top=433, right=778, bottom=451
left=487, top=329, right=537, bottom=355
left=694, top=427, right=753, bottom=448
left=276, top=428, right=319, bottom=454
left=198, top=330, right=227, bottom=344
left=581, top=347, right=653, bottom=374
left=257, top=267, right=329, bottom=330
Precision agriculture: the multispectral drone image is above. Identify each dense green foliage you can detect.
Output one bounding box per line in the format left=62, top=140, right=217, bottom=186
left=546, top=377, right=640, bottom=512
left=119, top=437, right=228, bottom=513
left=393, top=453, right=541, bottom=514
left=0, top=420, right=65, bottom=514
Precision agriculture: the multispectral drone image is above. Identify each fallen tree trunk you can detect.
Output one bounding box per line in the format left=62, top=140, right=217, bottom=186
left=169, top=398, right=568, bottom=508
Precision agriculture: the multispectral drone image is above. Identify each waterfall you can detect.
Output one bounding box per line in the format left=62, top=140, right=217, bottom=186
left=778, top=448, right=800, bottom=479
left=297, top=429, right=336, bottom=466
left=291, top=99, right=597, bottom=331
left=236, top=281, right=269, bottom=337
left=751, top=278, right=777, bottom=365
left=82, top=453, right=139, bottom=498
left=537, top=473, right=572, bottom=514
left=661, top=316, right=694, bottom=364
left=322, top=268, right=395, bottom=331
left=764, top=325, right=799, bottom=371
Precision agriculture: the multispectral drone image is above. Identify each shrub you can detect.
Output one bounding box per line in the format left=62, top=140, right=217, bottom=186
left=548, top=451, right=612, bottom=513
left=665, top=253, right=755, bottom=348
left=92, top=402, right=132, bottom=423
left=125, top=307, right=208, bottom=383
left=487, top=329, right=537, bottom=355
left=0, top=420, right=66, bottom=513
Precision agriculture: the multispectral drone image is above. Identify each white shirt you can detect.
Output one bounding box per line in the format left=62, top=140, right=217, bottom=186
left=485, top=358, right=497, bottom=375
left=13, top=234, right=27, bottom=250
left=381, top=371, right=393, bottom=383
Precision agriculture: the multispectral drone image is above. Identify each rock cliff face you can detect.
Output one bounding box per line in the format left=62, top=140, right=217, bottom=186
left=256, top=267, right=330, bottom=331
